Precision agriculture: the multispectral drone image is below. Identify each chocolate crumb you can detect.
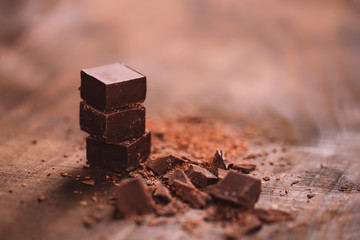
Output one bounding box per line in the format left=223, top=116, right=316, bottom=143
left=82, top=180, right=95, bottom=186
left=307, top=193, right=316, bottom=199
left=291, top=180, right=299, bottom=186
left=38, top=195, right=48, bottom=202
left=263, top=176, right=270, bottom=181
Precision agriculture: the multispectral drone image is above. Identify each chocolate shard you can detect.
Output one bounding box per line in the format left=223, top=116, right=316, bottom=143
left=173, top=179, right=211, bottom=209
left=146, top=157, right=171, bottom=175
left=185, top=164, right=218, bottom=188
left=166, top=169, right=192, bottom=186
left=153, top=181, right=172, bottom=204
left=233, top=163, right=257, bottom=174
left=86, top=131, right=151, bottom=171
left=146, top=155, right=186, bottom=175
left=206, top=172, right=261, bottom=208
left=207, top=149, right=233, bottom=176
left=115, top=177, right=155, bottom=217
left=80, top=63, right=146, bottom=111
left=80, top=101, right=145, bottom=143
left=254, top=209, right=295, bottom=223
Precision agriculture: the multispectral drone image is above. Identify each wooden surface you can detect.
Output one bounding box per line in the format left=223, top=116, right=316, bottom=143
left=0, top=0, right=360, bottom=239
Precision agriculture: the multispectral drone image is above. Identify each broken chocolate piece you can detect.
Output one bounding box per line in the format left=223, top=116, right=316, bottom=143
left=254, top=209, right=295, bottom=223
left=185, top=164, right=217, bottom=188
left=86, top=131, right=151, bottom=170
left=153, top=181, right=172, bottom=204
left=233, top=163, right=257, bottom=174
left=166, top=169, right=192, bottom=186
left=115, top=177, right=155, bottom=217
left=146, top=155, right=186, bottom=175
left=80, top=101, right=145, bottom=143
left=206, top=172, right=261, bottom=208
left=207, top=150, right=233, bottom=176
left=173, top=179, right=210, bottom=209
left=146, top=157, right=171, bottom=175
left=80, top=63, right=146, bottom=111
left=217, top=168, right=232, bottom=180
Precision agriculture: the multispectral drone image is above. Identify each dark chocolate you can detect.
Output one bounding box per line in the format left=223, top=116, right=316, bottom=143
left=146, top=157, right=171, bottom=175
left=86, top=131, right=151, bottom=170
left=233, top=163, right=257, bottom=173
left=165, top=169, right=192, bottom=186
left=115, top=177, right=155, bottom=217
left=80, top=63, right=146, bottom=111
left=207, top=150, right=233, bottom=176
left=173, top=179, right=210, bottom=209
left=254, top=209, right=295, bottom=223
left=206, top=172, right=261, bottom=208
left=153, top=181, right=172, bottom=204
left=80, top=101, right=145, bottom=143
left=185, top=164, right=217, bottom=188
left=146, top=155, right=186, bottom=175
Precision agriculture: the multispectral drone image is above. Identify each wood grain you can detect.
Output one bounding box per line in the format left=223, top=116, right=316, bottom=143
left=0, top=0, right=359, bottom=239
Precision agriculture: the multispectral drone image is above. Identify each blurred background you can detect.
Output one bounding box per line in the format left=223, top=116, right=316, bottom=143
left=1, top=0, right=360, bottom=142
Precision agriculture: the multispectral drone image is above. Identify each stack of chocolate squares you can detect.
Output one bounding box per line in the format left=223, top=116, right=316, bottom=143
left=79, top=63, right=151, bottom=171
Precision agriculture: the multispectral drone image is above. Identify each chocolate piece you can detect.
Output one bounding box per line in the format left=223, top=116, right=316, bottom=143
left=146, top=155, right=186, bottom=175
left=153, top=181, right=172, bottom=204
left=115, top=177, right=155, bottom=217
left=80, top=63, right=146, bottom=111
left=207, top=150, right=233, bottom=176
left=254, top=209, right=295, bottom=223
left=173, top=179, right=210, bottom=209
left=233, top=163, right=257, bottom=173
left=166, top=169, right=192, bottom=186
left=86, top=131, right=151, bottom=170
left=146, top=157, right=171, bottom=175
left=206, top=172, right=261, bottom=208
left=217, top=168, right=229, bottom=180
left=185, top=164, right=217, bottom=188
left=80, top=101, right=145, bottom=143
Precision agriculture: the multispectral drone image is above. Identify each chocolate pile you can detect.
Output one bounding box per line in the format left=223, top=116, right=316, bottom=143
left=79, top=63, right=151, bottom=170
left=113, top=150, right=294, bottom=236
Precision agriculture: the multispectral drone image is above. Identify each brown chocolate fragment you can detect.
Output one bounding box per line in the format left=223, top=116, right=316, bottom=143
left=233, top=163, right=257, bottom=174
left=254, top=209, right=295, bottom=223
left=173, top=179, right=210, bottom=209
left=114, top=178, right=155, bottom=217
left=185, top=164, right=217, bottom=188
left=80, top=101, right=145, bottom=143
left=206, top=172, right=261, bottom=208
left=166, top=169, right=192, bottom=186
left=153, top=181, right=172, bottom=204
left=80, top=63, right=146, bottom=111
left=146, top=155, right=186, bottom=175
left=207, top=150, right=233, bottom=176
left=338, top=185, right=351, bottom=191
left=263, top=176, right=270, bottom=181
left=86, top=131, right=151, bottom=171
left=217, top=168, right=229, bottom=180
left=146, top=157, right=171, bottom=175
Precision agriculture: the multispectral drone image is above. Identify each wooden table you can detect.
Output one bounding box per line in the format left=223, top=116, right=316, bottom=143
left=0, top=1, right=359, bottom=239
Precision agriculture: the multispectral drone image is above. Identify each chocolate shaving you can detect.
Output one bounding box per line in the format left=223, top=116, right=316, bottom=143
left=254, top=209, right=295, bottom=223
left=233, top=163, right=257, bottom=174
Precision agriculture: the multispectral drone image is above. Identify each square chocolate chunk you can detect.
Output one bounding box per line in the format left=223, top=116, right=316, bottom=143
left=86, top=131, right=151, bottom=170
left=80, top=63, right=146, bottom=111
left=80, top=101, right=145, bottom=143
